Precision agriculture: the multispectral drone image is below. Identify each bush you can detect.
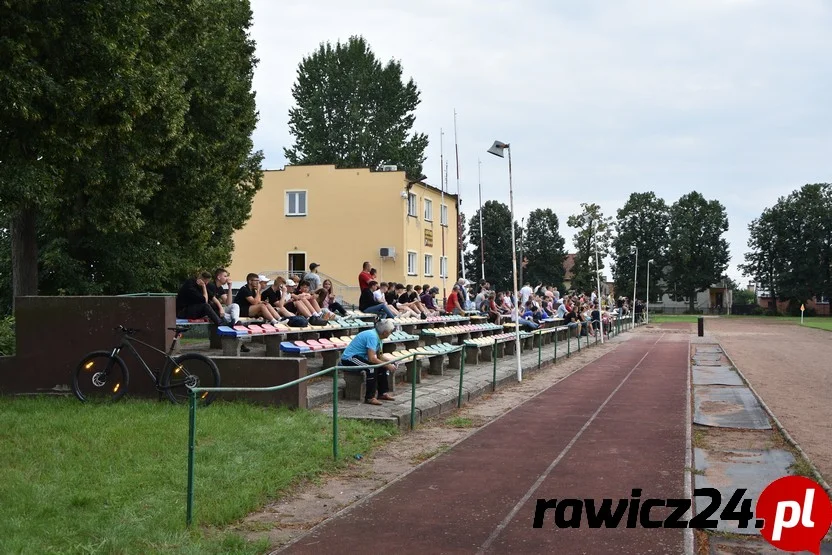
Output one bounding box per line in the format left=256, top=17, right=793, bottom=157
left=0, top=316, right=14, bottom=356
left=751, top=305, right=765, bottom=316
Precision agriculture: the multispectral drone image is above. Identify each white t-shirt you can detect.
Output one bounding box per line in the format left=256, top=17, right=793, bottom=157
left=520, top=286, right=533, bottom=305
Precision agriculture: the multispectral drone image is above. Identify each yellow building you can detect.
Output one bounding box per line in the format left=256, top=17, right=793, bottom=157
left=227, top=165, right=460, bottom=305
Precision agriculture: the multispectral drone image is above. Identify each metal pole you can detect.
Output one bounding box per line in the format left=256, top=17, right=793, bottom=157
left=519, top=217, right=524, bottom=288
left=594, top=222, right=604, bottom=344
left=492, top=339, right=497, bottom=391
left=537, top=330, right=542, bottom=368
left=186, top=390, right=196, bottom=527
left=632, top=246, right=638, bottom=327
left=440, top=129, right=446, bottom=303
left=478, top=159, right=485, bottom=281
left=554, top=328, right=558, bottom=362
left=454, top=109, right=465, bottom=281
left=457, top=347, right=466, bottom=408
left=410, top=353, right=418, bottom=429
left=646, top=261, right=651, bottom=324
left=507, top=147, right=522, bottom=382
left=332, top=366, right=339, bottom=460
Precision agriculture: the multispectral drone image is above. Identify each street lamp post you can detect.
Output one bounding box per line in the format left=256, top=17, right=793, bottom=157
left=487, top=140, right=522, bottom=382
left=594, top=221, right=604, bottom=344
left=631, top=246, right=638, bottom=327
left=646, top=259, right=654, bottom=324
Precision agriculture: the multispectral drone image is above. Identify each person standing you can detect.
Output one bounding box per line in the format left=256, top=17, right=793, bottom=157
left=304, top=262, right=322, bottom=292
left=358, top=261, right=373, bottom=290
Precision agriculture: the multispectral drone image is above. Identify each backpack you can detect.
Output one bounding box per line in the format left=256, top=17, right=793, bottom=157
left=287, top=315, right=309, bottom=328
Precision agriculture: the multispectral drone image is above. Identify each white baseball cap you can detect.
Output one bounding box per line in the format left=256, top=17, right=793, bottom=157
left=286, top=278, right=297, bottom=287
left=258, top=274, right=268, bottom=281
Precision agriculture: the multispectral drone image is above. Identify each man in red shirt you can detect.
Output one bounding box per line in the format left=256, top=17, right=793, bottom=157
left=358, top=261, right=373, bottom=290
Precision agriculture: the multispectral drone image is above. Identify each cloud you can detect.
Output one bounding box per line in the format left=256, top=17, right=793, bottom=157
left=249, top=0, right=832, bottom=284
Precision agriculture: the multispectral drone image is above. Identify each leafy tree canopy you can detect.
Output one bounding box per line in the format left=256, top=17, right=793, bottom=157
left=465, top=201, right=519, bottom=291
left=284, top=36, right=428, bottom=180
left=522, top=208, right=566, bottom=290
left=567, top=203, right=613, bottom=294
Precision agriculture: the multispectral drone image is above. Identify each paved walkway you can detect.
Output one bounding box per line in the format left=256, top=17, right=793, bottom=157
left=282, top=333, right=690, bottom=554
left=310, top=330, right=621, bottom=428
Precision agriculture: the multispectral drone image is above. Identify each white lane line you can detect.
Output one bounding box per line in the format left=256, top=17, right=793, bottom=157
left=478, top=334, right=666, bottom=553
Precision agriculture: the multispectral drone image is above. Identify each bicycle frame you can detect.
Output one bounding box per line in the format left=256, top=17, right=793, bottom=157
left=111, top=333, right=179, bottom=387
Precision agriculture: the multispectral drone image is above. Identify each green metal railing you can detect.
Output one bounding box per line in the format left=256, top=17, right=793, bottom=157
left=184, top=345, right=465, bottom=527
left=183, top=317, right=642, bottom=526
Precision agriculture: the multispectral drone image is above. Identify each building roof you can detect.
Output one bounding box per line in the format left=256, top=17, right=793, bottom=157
left=263, top=164, right=458, bottom=199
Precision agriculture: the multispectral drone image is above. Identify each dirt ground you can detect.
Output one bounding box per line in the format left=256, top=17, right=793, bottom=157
left=234, top=337, right=629, bottom=551
left=703, top=318, right=832, bottom=482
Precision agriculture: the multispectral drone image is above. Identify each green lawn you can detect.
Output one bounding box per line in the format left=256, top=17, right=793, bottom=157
left=0, top=397, right=396, bottom=554
left=649, top=314, right=832, bottom=331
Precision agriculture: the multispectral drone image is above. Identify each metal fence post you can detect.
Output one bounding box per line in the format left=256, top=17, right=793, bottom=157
left=567, top=332, right=571, bottom=357
left=457, top=347, right=466, bottom=408
left=186, top=390, right=196, bottom=527
left=492, top=339, right=497, bottom=392
left=332, top=366, right=339, bottom=460
left=554, top=329, right=558, bottom=362
left=410, top=353, right=418, bottom=430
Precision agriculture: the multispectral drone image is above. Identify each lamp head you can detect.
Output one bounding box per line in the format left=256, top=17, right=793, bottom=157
left=648, top=258, right=655, bottom=264
left=487, top=141, right=509, bottom=158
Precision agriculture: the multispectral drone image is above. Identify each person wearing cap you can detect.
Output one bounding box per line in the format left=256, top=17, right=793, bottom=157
left=233, top=273, right=280, bottom=324
left=304, top=263, right=322, bottom=292
left=339, top=319, right=397, bottom=405
left=419, top=285, right=439, bottom=315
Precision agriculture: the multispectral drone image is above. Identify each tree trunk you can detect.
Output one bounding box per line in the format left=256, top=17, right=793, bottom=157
left=10, top=205, right=39, bottom=309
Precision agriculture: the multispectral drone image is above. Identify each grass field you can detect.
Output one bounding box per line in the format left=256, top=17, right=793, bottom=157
left=649, top=314, right=832, bottom=331
left=0, top=397, right=395, bottom=554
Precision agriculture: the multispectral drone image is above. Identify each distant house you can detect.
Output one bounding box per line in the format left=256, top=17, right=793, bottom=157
left=755, top=291, right=830, bottom=315
left=654, top=277, right=734, bottom=314
left=561, top=253, right=613, bottom=296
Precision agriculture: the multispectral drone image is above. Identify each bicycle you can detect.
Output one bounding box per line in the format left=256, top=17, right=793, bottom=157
left=72, top=325, right=221, bottom=406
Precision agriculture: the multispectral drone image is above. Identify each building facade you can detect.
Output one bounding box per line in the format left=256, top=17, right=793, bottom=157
left=227, top=165, right=460, bottom=305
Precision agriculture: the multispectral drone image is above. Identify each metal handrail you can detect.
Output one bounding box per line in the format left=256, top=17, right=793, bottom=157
left=184, top=345, right=465, bottom=527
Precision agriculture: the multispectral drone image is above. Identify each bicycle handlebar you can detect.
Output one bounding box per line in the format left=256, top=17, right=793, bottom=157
left=116, top=325, right=142, bottom=335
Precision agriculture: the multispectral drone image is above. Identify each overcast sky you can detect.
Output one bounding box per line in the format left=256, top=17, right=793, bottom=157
left=248, top=0, right=831, bottom=285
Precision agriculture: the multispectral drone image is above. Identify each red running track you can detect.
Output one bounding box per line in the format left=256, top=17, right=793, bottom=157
left=282, top=334, right=690, bottom=554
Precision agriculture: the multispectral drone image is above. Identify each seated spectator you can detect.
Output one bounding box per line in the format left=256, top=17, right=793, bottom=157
left=206, top=268, right=240, bottom=325
left=292, top=280, right=333, bottom=321
left=359, top=281, right=396, bottom=318
left=398, top=284, right=428, bottom=319
left=233, top=273, right=280, bottom=325
left=316, top=279, right=348, bottom=317
left=176, top=271, right=223, bottom=325
left=339, top=319, right=397, bottom=405
left=419, top=286, right=440, bottom=316
left=263, top=276, right=295, bottom=319
left=445, top=284, right=464, bottom=315
left=374, top=283, right=403, bottom=317
left=486, top=292, right=502, bottom=324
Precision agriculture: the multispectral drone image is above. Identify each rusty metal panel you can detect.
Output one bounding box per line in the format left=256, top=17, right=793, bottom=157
left=694, top=447, right=794, bottom=535
left=692, top=366, right=744, bottom=386
left=694, top=385, right=771, bottom=429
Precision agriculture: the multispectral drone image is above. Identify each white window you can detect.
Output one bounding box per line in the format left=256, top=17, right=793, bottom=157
left=440, top=204, right=448, bottom=226
left=407, top=193, right=417, bottom=217
left=440, top=256, right=448, bottom=278
left=424, top=254, right=433, bottom=276
left=424, top=198, right=433, bottom=221
left=407, top=251, right=417, bottom=276
left=285, top=191, right=307, bottom=216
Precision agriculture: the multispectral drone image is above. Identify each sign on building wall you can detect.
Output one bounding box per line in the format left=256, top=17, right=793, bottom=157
left=424, top=229, right=433, bottom=247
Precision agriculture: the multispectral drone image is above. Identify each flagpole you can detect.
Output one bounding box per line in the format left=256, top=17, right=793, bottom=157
left=440, top=129, right=446, bottom=303
left=454, top=109, right=464, bottom=281
left=478, top=158, right=485, bottom=281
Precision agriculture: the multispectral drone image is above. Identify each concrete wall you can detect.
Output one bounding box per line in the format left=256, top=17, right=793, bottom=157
left=1, top=296, right=175, bottom=395
left=212, top=356, right=307, bottom=407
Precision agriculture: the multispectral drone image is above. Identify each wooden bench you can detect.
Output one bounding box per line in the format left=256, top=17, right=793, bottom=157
left=339, top=343, right=457, bottom=399
left=278, top=330, right=420, bottom=366
left=420, top=323, right=503, bottom=346
left=216, top=319, right=372, bottom=356
left=463, top=332, right=532, bottom=365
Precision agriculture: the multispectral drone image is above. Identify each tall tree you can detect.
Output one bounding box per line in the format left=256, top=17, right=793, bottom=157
left=285, top=36, right=428, bottom=179
left=567, top=203, right=613, bottom=293
left=611, top=192, right=670, bottom=302
left=739, top=206, right=787, bottom=310
left=0, top=0, right=263, bottom=299
left=665, top=192, right=730, bottom=312
left=522, top=208, right=566, bottom=290
left=465, top=201, right=518, bottom=291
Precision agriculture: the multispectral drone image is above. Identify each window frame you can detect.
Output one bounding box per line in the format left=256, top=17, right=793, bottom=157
left=407, top=193, right=417, bottom=217
left=407, top=251, right=418, bottom=276
left=285, top=190, right=308, bottom=217
left=424, top=198, right=433, bottom=221
left=439, top=256, right=448, bottom=278
left=424, top=254, right=433, bottom=277
left=440, top=203, right=448, bottom=226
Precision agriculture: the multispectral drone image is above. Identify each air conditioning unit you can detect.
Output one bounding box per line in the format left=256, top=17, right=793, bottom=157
left=380, top=247, right=396, bottom=258
left=381, top=164, right=398, bottom=172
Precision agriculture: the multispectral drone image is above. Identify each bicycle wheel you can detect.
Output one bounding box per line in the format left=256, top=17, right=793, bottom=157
left=161, top=353, right=220, bottom=406
left=72, top=351, right=130, bottom=403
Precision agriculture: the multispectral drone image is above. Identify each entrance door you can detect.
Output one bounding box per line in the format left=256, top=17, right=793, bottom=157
left=288, top=252, right=306, bottom=281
